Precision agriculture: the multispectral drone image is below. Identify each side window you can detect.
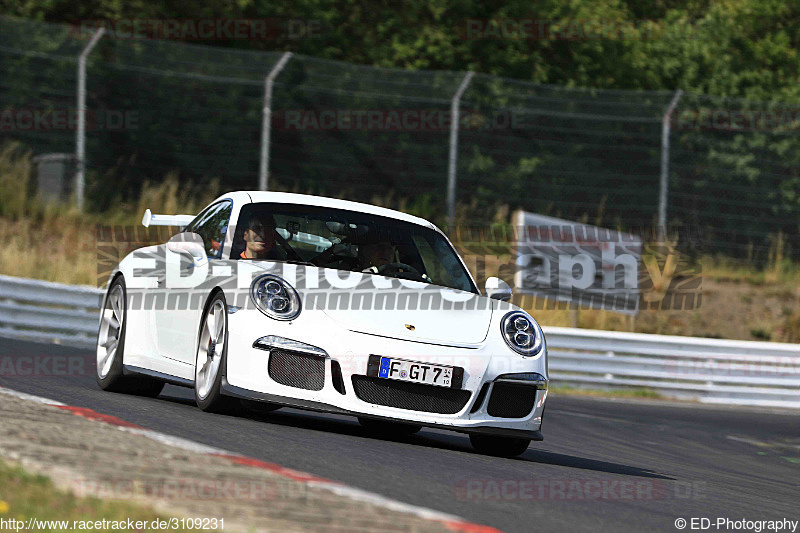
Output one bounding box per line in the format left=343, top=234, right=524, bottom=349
left=189, top=201, right=233, bottom=259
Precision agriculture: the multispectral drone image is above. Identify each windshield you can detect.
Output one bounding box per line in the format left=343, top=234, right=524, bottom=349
left=231, top=202, right=477, bottom=294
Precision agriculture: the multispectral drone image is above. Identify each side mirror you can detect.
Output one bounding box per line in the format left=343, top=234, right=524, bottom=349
left=167, top=232, right=207, bottom=264
left=485, top=276, right=513, bottom=301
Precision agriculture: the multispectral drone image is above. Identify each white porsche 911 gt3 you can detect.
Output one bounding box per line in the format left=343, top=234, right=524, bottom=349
left=97, top=191, right=548, bottom=457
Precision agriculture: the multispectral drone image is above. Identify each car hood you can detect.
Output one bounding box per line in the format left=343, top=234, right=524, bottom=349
left=317, top=276, right=492, bottom=347
left=319, top=292, right=493, bottom=346
left=246, top=262, right=493, bottom=347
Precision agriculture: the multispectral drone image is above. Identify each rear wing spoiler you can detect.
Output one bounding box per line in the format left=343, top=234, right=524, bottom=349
left=141, top=209, right=195, bottom=228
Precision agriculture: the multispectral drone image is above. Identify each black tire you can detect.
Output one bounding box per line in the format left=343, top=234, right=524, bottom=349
left=96, top=276, right=164, bottom=397
left=194, top=291, right=238, bottom=414
left=469, top=434, right=531, bottom=457
left=358, top=417, right=422, bottom=435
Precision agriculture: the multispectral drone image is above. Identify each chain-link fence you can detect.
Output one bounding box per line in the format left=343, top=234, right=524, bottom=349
left=1, top=16, right=798, bottom=262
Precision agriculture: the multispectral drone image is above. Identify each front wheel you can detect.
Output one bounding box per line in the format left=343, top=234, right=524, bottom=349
left=194, top=291, right=237, bottom=413
left=469, top=434, right=530, bottom=457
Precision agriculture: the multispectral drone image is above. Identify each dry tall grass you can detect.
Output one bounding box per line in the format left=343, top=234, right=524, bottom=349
left=1, top=143, right=797, bottom=341
left=0, top=143, right=219, bottom=285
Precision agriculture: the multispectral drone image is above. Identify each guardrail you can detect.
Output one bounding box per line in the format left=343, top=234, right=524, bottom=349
left=0, top=274, right=102, bottom=347
left=545, top=327, right=800, bottom=409
left=1, top=274, right=798, bottom=408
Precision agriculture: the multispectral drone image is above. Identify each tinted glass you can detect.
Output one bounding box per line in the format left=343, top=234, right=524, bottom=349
left=231, top=203, right=477, bottom=293
left=187, top=201, right=232, bottom=259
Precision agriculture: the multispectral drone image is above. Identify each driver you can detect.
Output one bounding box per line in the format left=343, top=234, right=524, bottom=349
left=241, top=213, right=287, bottom=260
left=359, top=241, right=396, bottom=273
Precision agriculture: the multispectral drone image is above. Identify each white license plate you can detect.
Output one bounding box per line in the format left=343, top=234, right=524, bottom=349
left=378, top=357, right=454, bottom=387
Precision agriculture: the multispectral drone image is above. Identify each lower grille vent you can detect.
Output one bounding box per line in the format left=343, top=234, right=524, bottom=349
left=487, top=382, right=538, bottom=418
left=268, top=349, right=325, bottom=391
left=352, top=376, right=470, bottom=414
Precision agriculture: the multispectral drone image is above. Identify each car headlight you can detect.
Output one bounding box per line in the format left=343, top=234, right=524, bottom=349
left=501, top=311, right=543, bottom=356
left=250, top=274, right=301, bottom=321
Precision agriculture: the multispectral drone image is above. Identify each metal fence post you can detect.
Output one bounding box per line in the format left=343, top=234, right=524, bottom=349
left=658, top=90, right=683, bottom=230
left=75, top=27, right=105, bottom=211
left=259, top=52, right=293, bottom=191
left=447, top=71, right=475, bottom=230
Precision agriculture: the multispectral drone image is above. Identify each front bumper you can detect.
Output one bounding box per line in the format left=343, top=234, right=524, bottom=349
left=221, top=377, right=543, bottom=440
left=223, top=309, right=548, bottom=439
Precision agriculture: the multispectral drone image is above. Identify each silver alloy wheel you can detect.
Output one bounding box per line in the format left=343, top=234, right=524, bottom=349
left=97, top=284, right=124, bottom=379
left=196, top=299, right=226, bottom=400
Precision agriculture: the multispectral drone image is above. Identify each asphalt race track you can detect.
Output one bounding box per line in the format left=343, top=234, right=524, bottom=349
left=1, top=337, right=797, bottom=533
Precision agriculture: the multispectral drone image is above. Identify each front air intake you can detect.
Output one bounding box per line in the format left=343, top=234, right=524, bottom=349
left=268, top=349, right=325, bottom=391
left=351, top=376, right=470, bottom=414
left=487, top=382, right=538, bottom=418
left=331, top=360, right=346, bottom=395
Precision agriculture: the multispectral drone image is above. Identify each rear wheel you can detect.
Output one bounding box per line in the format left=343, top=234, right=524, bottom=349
left=469, top=434, right=530, bottom=457
left=194, top=291, right=238, bottom=413
left=96, top=276, right=164, bottom=397
left=358, top=417, right=422, bottom=435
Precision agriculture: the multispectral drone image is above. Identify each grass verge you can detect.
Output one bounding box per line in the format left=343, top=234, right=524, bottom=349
left=0, top=458, right=199, bottom=532
left=550, top=385, right=666, bottom=400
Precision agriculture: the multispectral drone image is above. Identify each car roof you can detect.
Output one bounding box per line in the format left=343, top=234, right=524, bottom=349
left=214, top=191, right=439, bottom=230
